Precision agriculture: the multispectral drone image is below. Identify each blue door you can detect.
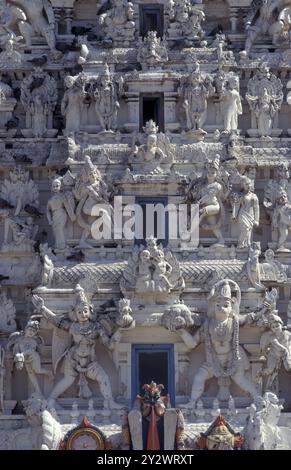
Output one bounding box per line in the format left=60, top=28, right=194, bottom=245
left=131, top=344, right=175, bottom=405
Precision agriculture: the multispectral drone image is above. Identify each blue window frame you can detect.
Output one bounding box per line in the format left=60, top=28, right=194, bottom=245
left=135, top=196, right=169, bottom=246
left=131, top=344, right=175, bottom=406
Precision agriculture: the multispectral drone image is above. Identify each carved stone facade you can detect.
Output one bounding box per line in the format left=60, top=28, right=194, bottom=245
left=1, top=0, right=291, bottom=451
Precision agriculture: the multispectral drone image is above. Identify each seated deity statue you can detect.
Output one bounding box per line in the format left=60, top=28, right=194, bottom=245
left=98, top=0, right=135, bottom=44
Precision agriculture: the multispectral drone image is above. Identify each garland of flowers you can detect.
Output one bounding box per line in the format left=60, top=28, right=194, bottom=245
left=204, top=315, right=240, bottom=378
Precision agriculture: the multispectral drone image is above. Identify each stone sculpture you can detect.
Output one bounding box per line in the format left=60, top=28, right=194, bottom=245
left=7, top=318, right=50, bottom=396
left=98, top=0, right=135, bottom=45
left=176, top=279, right=263, bottom=407
left=0, top=167, right=39, bottom=216
left=0, top=289, right=16, bottom=334
left=257, top=313, right=291, bottom=392
left=91, top=65, right=121, bottom=132
left=5, top=0, right=61, bottom=60
left=32, top=285, right=125, bottom=408
left=244, top=392, right=284, bottom=450
left=167, top=0, right=205, bottom=45
left=0, top=32, right=22, bottom=67
left=219, top=75, right=242, bottom=133
left=129, top=120, right=174, bottom=174
left=137, top=31, right=168, bottom=70
left=246, top=66, right=283, bottom=138
left=179, top=63, right=214, bottom=133
left=73, top=155, right=112, bottom=248
left=231, top=176, right=260, bottom=249
left=186, top=155, right=230, bottom=246
left=264, top=165, right=291, bottom=251
left=47, top=177, right=76, bottom=251
left=61, top=74, right=86, bottom=136
left=242, top=0, right=291, bottom=56
left=20, top=68, right=57, bottom=138
left=1, top=0, right=291, bottom=452
left=121, top=238, right=184, bottom=304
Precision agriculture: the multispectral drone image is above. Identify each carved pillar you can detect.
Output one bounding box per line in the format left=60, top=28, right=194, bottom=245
left=124, top=93, right=139, bottom=132
left=113, top=343, right=131, bottom=401
left=64, top=8, right=74, bottom=35
left=176, top=344, right=190, bottom=398
left=164, top=92, right=179, bottom=132
left=229, top=7, right=239, bottom=33
left=54, top=8, right=62, bottom=36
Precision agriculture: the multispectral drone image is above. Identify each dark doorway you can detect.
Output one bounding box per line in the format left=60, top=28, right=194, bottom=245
left=140, top=94, right=164, bottom=131
left=135, top=196, right=168, bottom=246
left=131, top=344, right=175, bottom=405
left=140, top=5, right=164, bottom=38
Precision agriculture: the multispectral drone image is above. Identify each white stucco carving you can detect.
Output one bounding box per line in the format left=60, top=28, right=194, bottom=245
left=0, top=0, right=291, bottom=451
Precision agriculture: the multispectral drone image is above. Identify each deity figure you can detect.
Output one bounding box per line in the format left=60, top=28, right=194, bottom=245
left=137, top=31, right=168, bottom=70
left=6, top=0, right=61, bottom=59
left=231, top=176, right=260, bottom=249
left=2, top=216, right=38, bottom=252
left=7, top=319, right=51, bottom=396
left=186, top=155, right=229, bottom=246
left=98, top=0, right=135, bottom=45
left=0, top=77, right=14, bottom=104
left=0, top=0, right=26, bottom=40
left=257, top=313, right=291, bottom=391
left=74, top=156, right=111, bottom=248
left=244, top=392, right=284, bottom=449
left=0, top=289, right=16, bottom=334
left=176, top=279, right=261, bottom=406
left=130, top=120, right=173, bottom=174
left=20, top=68, right=58, bottom=138
left=255, top=88, right=278, bottom=137
left=152, top=250, right=173, bottom=292
left=46, top=178, right=76, bottom=251
left=0, top=167, right=39, bottom=216
left=220, top=76, right=242, bottom=132
left=121, top=239, right=184, bottom=304
left=246, top=66, right=283, bottom=138
left=264, top=164, right=291, bottom=251
left=241, top=0, right=291, bottom=56
left=167, top=0, right=205, bottom=45
left=272, top=189, right=291, bottom=251
left=29, top=94, right=48, bottom=139
left=179, top=63, right=214, bottom=131
left=0, top=31, right=22, bottom=67
left=135, top=250, right=153, bottom=292
left=92, top=65, right=120, bottom=132
left=61, top=75, right=86, bottom=135
left=212, top=32, right=229, bottom=62
left=32, top=285, right=124, bottom=408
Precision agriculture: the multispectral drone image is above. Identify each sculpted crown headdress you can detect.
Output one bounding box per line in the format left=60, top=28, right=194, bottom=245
left=26, top=319, right=40, bottom=332
left=102, top=63, right=111, bottom=78
left=83, top=155, right=101, bottom=179
left=143, top=119, right=159, bottom=135
left=217, top=280, right=232, bottom=300
left=206, top=154, right=220, bottom=171
left=75, top=284, right=89, bottom=306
